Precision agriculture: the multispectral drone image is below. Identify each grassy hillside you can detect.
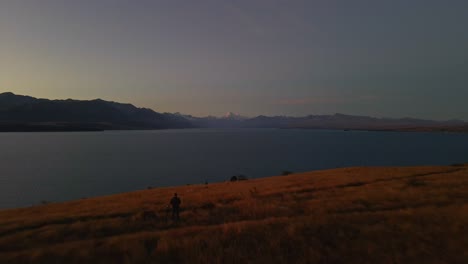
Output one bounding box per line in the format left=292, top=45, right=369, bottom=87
left=0, top=165, right=467, bottom=263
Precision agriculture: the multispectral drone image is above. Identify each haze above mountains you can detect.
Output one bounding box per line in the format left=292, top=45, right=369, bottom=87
left=0, top=92, right=466, bottom=132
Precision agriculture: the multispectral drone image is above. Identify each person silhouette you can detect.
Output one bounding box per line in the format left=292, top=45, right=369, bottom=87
left=170, top=193, right=181, bottom=220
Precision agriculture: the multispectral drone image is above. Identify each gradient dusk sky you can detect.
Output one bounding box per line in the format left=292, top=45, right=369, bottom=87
left=1, top=0, right=467, bottom=119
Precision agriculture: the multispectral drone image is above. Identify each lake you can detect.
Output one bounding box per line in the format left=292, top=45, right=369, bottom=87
left=1, top=128, right=468, bottom=209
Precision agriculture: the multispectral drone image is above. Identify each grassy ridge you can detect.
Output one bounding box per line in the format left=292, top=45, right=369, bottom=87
left=0, top=165, right=467, bottom=263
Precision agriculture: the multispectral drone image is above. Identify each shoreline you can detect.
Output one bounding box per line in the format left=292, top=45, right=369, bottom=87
left=2, top=125, right=468, bottom=133
left=1, top=163, right=466, bottom=211
left=1, top=163, right=467, bottom=211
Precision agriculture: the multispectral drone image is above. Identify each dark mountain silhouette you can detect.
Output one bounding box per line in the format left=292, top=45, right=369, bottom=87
left=242, top=113, right=466, bottom=130
left=0, top=92, right=37, bottom=111
left=1, top=92, right=466, bottom=132
left=189, top=113, right=467, bottom=131
left=0, top=92, right=192, bottom=131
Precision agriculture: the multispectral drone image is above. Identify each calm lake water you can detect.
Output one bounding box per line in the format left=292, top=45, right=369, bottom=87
left=1, top=128, right=468, bottom=209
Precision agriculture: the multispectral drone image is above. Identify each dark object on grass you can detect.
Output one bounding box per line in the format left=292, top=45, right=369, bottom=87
left=170, top=193, right=181, bottom=220
left=230, top=175, right=248, bottom=182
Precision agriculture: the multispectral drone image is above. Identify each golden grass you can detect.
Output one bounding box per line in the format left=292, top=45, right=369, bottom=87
left=0, top=165, right=467, bottom=263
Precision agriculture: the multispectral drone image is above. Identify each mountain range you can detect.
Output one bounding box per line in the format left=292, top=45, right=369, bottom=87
left=0, top=92, right=466, bottom=132
left=0, top=92, right=192, bottom=131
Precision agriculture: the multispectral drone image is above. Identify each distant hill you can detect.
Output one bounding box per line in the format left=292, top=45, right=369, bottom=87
left=243, top=113, right=467, bottom=130
left=1, top=92, right=467, bottom=132
left=0, top=92, right=193, bottom=131
left=189, top=112, right=467, bottom=131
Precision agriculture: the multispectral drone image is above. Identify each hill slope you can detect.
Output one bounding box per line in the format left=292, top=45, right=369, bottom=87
left=0, top=92, right=192, bottom=131
left=0, top=165, right=467, bottom=263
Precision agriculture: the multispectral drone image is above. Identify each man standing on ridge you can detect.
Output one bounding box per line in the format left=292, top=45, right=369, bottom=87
left=170, top=193, right=181, bottom=220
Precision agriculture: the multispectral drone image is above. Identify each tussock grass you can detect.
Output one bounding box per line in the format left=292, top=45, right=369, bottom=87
left=0, top=165, right=467, bottom=263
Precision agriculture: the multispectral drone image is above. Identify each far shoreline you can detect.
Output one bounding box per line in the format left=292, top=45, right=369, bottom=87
left=2, top=124, right=468, bottom=134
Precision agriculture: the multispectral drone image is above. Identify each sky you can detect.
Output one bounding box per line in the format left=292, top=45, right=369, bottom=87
left=0, top=0, right=467, bottom=120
